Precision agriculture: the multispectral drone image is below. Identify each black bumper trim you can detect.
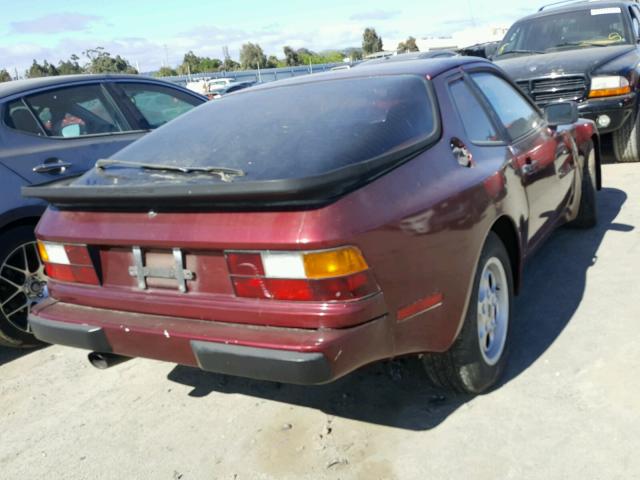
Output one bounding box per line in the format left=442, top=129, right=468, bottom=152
left=191, top=340, right=332, bottom=385
left=29, top=314, right=112, bottom=352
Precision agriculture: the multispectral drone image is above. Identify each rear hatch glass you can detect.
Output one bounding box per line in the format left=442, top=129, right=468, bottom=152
left=25, top=74, right=439, bottom=209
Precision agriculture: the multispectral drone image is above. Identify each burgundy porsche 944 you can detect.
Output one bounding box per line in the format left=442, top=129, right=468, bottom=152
left=23, top=57, right=600, bottom=393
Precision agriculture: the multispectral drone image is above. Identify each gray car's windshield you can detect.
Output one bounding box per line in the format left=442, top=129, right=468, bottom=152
left=496, top=7, right=630, bottom=57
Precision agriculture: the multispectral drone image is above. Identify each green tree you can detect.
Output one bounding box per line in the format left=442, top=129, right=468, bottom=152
left=220, top=58, right=240, bottom=71
left=83, top=47, right=137, bottom=74
left=266, top=55, right=281, bottom=68
left=239, top=42, right=267, bottom=69
left=26, top=59, right=58, bottom=78
left=155, top=66, right=178, bottom=77
left=283, top=46, right=299, bottom=66
left=0, top=69, right=12, bottom=82
left=397, top=36, right=419, bottom=53
left=57, top=54, right=83, bottom=75
left=177, top=51, right=222, bottom=74
left=362, top=28, right=383, bottom=55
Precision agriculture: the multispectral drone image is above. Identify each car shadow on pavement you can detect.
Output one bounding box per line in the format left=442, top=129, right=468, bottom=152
left=168, top=187, right=631, bottom=431
left=0, top=344, right=45, bottom=366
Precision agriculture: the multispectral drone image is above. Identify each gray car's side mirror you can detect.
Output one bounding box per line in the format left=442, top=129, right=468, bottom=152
left=545, top=101, right=579, bottom=128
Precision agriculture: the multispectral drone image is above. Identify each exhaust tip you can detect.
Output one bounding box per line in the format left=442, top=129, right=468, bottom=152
left=88, top=352, right=130, bottom=369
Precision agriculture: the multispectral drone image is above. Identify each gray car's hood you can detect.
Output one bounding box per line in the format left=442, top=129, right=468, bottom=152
left=495, top=45, right=636, bottom=80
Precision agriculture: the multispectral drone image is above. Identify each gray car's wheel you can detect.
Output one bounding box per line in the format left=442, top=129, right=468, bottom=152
left=570, top=140, right=598, bottom=229
left=422, top=232, right=513, bottom=394
left=613, top=110, right=640, bottom=163
left=0, top=226, right=47, bottom=348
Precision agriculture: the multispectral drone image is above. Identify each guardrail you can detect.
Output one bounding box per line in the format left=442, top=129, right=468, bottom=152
left=156, top=62, right=356, bottom=86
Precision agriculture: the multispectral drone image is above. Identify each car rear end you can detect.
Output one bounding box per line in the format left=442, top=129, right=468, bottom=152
left=25, top=70, right=443, bottom=384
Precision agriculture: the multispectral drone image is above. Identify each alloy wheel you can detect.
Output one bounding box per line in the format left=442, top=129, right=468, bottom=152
left=0, top=241, right=48, bottom=333
left=477, top=256, right=509, bottom=366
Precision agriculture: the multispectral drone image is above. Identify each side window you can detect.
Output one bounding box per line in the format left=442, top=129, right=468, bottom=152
left=631, top=7, right=640, bottom=39
left=448, top=78, right=500, bottom=143
left=471, top=72, right=542, bottom=140
left=23, top=84, right=128, bottom=138
left=4, top=100, right=44, bottom=135
left=117, top=83, right=202, bottom=129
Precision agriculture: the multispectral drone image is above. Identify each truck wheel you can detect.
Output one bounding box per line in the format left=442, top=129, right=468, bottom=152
left=613, top=110, right=640, bottom=163
left=422, top=232, right=513, bottom=394
left=0, top=226, right=47, bottom=348
left=569, top=140, right=598, bottom=229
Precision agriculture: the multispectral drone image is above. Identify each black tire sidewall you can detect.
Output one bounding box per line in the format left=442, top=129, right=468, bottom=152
left=0, top=225, right=42, bottom=347
left=454, top=232, right=514, bottom=393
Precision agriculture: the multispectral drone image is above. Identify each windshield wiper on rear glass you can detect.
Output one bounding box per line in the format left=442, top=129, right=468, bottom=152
left=95, top=159, right=245, bottom=183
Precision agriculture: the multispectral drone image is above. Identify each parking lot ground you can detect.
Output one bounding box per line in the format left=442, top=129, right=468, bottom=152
left=1, top=163, right=639, bottom=480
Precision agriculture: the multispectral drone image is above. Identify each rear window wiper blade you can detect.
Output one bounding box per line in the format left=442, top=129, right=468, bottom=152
left=95, top=159, right=245, bottom=182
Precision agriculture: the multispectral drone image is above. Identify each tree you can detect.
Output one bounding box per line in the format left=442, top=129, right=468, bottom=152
left=362, top=28, right=383, bottom=55
left=177, top=51, right=222, bottom=74
left=26, top=59, right=58, bottom=78
left=283, top=46, right=299, bottom=66
left=83, top=47, right=137, bottom=74
left=155, top=66, right=178, bottom=77
left=220, top=58, right=240, bottom=71
left=264, top=55, right=279, bottom=68
left=239, top=42, right=267, bottom=69
left=57, top=54, right=83, bottom=75
left=0, top=69, right=12, bottom=82
left=397, top=36, right=419, bottom=53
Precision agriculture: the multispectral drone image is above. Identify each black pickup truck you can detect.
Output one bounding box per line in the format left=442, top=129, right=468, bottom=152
left=494, top=0, right=640, bottom=162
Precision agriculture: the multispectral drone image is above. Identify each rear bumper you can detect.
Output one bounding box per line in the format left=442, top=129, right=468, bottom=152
left=578, top=93, right=636, bottom=134
left=29, top=300, right=393, bottom=385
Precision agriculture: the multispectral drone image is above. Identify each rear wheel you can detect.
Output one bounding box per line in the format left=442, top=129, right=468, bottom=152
left=613, top=110, right=640, bottom=163
left=0, top=226, right=47, bottom=348
left=422, top=233, right=513, bottom=394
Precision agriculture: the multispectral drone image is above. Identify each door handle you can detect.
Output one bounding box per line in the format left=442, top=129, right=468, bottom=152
left=33, top=158, right=73, bottom=174
left=521, top=158, right=538, bottom=175
left=450, top=137, right=474, bottom=168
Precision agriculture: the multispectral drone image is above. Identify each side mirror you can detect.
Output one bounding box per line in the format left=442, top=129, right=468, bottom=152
left=544, top=101, right=579, bottom=127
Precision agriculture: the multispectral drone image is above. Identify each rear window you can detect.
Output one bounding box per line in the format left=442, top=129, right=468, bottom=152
left=83, top=75, right=437, bottom=183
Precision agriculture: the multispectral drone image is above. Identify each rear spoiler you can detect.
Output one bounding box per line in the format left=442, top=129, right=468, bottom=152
left=22, top=140, right=433, bottom=212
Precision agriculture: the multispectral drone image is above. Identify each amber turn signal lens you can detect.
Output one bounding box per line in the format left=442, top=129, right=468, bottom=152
left=588, top=86, right=631, bottom=98
left=36, top=240, right=49, bottom=263
left=303, top=247, right=368, bottom=279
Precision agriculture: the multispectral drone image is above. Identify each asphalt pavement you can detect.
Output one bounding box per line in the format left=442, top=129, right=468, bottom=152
left=1, top=163, right=638, bottom=480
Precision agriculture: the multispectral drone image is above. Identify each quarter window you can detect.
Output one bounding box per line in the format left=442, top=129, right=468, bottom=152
left=449, top=79, right=499, bottom=143
left=117, top=83, right=201, bottom=129
left=471, top=72, right=542, bottom=140
left=4, top=100, right=44, bottom=135
left=23, top=84, right=128, bottom=138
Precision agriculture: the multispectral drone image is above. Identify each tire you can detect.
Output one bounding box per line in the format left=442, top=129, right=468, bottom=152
left=570, top=140, right=598, bottom=229
left=422, top=232, right=513, bottom=394
left=613, top=110, right=640, bottom=163
left=0, top=226, right=47, bottom=348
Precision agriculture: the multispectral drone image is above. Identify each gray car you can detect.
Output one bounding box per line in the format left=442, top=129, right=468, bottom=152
left=0, top=74, right=206, bottom=347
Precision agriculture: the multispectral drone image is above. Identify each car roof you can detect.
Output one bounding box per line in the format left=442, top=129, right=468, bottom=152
left=520, top=1, right=635, bottom=21
left=0, top=74, right=180, bottom=99
left=359, top=51, right=457, bottom=66
left=249, top=56, right=490, bottom=92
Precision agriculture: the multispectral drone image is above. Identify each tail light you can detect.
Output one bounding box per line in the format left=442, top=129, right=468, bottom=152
left=226, top=246, right=378, bottom=301
left=37, top=241, right=99, bottom=285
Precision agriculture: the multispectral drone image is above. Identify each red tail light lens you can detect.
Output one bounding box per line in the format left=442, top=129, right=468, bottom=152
left=227, top=247, right=378, bottom=302
left=37, top=241, right=99, bottom=286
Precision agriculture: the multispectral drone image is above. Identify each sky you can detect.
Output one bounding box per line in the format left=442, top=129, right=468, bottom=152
left=0, top=0, right=537, bottom=73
